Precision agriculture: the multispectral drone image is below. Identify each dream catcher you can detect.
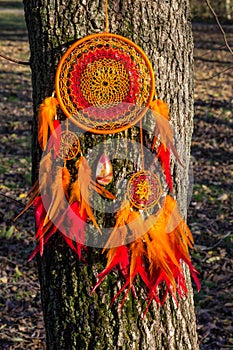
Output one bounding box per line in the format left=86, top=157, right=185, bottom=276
left=16, top=0, right=199, bottom=313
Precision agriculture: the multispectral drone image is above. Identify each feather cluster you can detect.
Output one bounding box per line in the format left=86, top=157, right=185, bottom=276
left=16, top=149, right=115, bottom=260
left=16, top=90, right=199, bottom=316
left=92, top=195, right=200, bottom=313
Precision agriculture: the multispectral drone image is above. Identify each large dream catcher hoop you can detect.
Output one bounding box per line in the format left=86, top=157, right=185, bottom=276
left=55, top=33, right=155, bottom=134
left=16, top=0, right=200, bottom=314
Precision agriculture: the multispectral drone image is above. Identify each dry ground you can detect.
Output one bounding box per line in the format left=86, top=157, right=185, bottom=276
left=190, top=23, right=233, bottom=349
left=0, top=2, right=232, bottom=350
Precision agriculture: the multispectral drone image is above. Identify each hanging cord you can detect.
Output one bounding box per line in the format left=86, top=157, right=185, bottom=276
left=139, top=119, right=145, bottom=171
left=103, top=134, right=107, bottom=154
left=105, top=0, right=109, bottom=32
left=66, top=117, right=69, bottom=132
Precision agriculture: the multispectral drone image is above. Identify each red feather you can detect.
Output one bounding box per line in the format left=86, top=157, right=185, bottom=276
left=145, top=270, right=177, bottom=316
left=34, top=195, right=46, bottom=230
left=111, top=255, right=151, bottom=309
left=47, top=119, right=61, bottom=158
left=29, top=226, right=57, bottom=261
left=157, top=143, right=173, bottom=191
left=29, top=195, right=57, bottom=259
left=31, top=199, right=88, bottom=261
left=33, top=195, right=49, bottom=256
left=171, top=242, right=201, bottom=293
left=61, top=202, right=87, bottom=260
left=91, top=245, right=130, bottom=295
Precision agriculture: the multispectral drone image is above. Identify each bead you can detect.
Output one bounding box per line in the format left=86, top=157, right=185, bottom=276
left=96, top=153, right=113, bottom=186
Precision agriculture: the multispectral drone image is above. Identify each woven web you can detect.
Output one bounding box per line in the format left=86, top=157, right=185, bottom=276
left=57, top=35, right=154, bottom=134
left=127, top=171, right=162, bottom=209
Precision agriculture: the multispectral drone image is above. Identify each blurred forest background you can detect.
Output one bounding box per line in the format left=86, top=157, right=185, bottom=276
left=0, top=1, right=232, bottom=349
left=192, top=0, right=233, bottom=22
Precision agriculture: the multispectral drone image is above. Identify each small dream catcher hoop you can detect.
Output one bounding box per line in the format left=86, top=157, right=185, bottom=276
left=57, top=129, right=80, bottom=161
left=127, top=170, right=162, bottom=210
left=55, top=33, right=155, bottom=134
left=16, top=0, right=200, bottom=315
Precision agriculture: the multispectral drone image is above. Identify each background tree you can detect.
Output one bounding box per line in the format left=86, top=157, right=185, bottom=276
left=191, top=0, right=233, bottom=21
left=23, top=0, right=199, bottom=349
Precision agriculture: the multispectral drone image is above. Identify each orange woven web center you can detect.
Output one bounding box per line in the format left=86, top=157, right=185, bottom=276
left=80, top=58, right=130, bottom=107
left=58, top=131, right=80, bottom=160
left=127, top=171, right=162, bottom=209
left=135, top=179, right=152, bottom=201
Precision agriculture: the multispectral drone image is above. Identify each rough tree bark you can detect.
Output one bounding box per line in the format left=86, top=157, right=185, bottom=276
left=23, top=0, right=199, bottom=349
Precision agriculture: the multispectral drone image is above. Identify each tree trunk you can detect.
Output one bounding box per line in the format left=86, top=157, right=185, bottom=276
left=23, top=0, right=199, bottom=349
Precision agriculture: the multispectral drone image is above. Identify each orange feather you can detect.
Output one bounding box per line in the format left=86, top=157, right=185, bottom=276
left=69, top=157, right=102, bottom=234
left=103, top=199, right=131, bottom=251
left=163, top=196, right=200, bottom=292
left=144, top=195, right=200, bottom=305
left=164, top=195, right=194, bottom=250
left=144, top=211, right=180, bottom=290
left=129, top=237, right=146, bottom=283
left=38, top=96, right=58, bottom=150
left=39, top=150, right=53, bottom=193
left=150, top=99, right=171, bottom=149
left=151, top=99, right=170, bottom=120
left=89, top=179, right=116, bottom=200
left=150, top=99, right=181, bottom=163
left=14, top=151, right=53, bottom=220
left=126, top=210, right=146, bottom=242
left=62, top=166, right=71, bottom=200
left=43, top=166, right=67, bottom=227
